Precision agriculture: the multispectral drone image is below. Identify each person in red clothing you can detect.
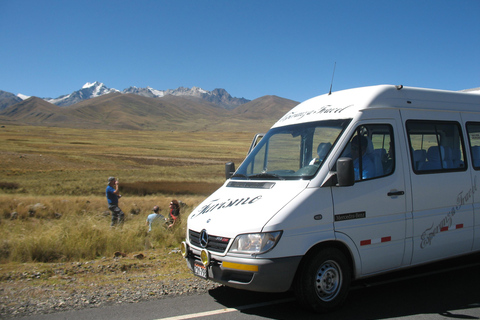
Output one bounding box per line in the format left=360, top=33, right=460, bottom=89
left=167, top=199, right=180, bottom=228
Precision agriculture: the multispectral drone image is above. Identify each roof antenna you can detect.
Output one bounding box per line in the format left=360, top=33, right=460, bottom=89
left=328, top=62, right=336, bottom=95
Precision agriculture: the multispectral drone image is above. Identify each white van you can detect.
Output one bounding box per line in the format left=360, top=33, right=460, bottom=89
left=180, top=85, right=480, bottom=312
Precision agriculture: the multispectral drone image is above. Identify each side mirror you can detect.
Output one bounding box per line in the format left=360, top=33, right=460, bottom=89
left=336, top=157, right=354, bottom=187
left=225, top=162, right=235, bottom=180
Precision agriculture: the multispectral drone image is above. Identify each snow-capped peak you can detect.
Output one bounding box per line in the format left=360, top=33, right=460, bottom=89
left=17, top=93, right=31, bottom=100
left=191, top=86, right=208, bottom=94
left=83, top=81, right=106, bottom=89
left=46, top=82, right=119, bottom=106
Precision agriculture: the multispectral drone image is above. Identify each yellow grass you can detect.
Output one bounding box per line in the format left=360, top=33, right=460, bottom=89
left=0, top=125, right=257, bottom=263
left=0, top=125, right=254, bottom=195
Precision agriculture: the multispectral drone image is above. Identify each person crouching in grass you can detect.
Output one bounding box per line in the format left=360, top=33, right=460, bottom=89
left=146, top=205, right=164, bottom=232
left=167, top=199, right=180, bottom=228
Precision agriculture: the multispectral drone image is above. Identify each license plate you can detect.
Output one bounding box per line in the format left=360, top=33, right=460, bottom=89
left=194, top=262, right=207, bottom=279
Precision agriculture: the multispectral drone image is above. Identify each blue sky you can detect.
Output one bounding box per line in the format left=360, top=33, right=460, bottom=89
left=1, top=0, right=479, bottom=102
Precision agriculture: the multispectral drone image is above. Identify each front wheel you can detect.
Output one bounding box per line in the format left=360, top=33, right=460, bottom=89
left=294, top=248, right=351, bottom=313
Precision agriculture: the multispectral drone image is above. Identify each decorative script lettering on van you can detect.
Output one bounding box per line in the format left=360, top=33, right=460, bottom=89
left=420, top=176, right=477, bottom=249
left=278, top=104, right=353, bottom=122
left=190, top=196, right=263, bottom=218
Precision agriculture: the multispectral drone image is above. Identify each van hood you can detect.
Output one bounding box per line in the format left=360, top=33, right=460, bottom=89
left=187, top=180, right=309, bottom=238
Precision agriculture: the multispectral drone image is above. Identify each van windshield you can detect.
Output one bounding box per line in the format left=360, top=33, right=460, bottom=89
left=233, top=119, right=351, bottom=180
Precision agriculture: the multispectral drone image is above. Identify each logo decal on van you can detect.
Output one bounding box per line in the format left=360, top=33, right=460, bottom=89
left=334, top=211, right=366, bottom=222
left=420, top=177, right=477, bottom=249
left=190, top=196, right=263, bottom=218
left=278, top=104, right=353, bottom=122
left=200, top=229, right=209, bottom=248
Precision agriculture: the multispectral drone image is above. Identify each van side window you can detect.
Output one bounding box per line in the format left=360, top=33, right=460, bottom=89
left=466, top=122, right=480, bottom=170
left=340, top=124, right=394, bottom=181
left=406, top=120, right=466, bottom=173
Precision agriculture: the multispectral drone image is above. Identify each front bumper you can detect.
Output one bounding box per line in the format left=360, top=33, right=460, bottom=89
left=183, top=244, right=302, bottom=293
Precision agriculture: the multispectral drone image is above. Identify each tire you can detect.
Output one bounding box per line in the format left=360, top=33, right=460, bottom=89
left=294, top=247, right=351, bottom=313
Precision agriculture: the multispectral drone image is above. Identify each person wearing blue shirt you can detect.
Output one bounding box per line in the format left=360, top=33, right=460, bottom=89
left=146, top=205, right=165, bottom=232
left=106, top=176, right=124, bottom=227
left=351, top=135, right=375, bottom=180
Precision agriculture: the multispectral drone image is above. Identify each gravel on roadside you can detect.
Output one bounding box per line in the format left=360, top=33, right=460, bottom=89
left=0, top=253, right=221, bottom=319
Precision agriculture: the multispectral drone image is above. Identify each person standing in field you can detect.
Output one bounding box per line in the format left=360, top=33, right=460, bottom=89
left=146, top=205, right=164, bottom=232
left=167, top=199, right=181, bottom=228
left=106, top=177, right=124, bottom=227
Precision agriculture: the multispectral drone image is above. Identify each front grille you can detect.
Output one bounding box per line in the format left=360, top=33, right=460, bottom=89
left=189, top=229, right=230, bottom=253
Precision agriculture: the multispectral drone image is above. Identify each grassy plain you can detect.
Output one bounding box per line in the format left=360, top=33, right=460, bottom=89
left=0, top=125, right=255, bottom=264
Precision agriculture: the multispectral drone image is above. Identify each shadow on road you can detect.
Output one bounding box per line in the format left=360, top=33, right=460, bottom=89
left=209, top=254, right=480, bottom=319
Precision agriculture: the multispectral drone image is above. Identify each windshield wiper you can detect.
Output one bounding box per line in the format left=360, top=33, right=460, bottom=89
left=248, top=173, right=284, bottom=180
left=231, top=173, right=248, bottom=178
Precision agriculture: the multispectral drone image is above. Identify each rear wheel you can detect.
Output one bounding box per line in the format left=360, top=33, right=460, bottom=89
left=294, top=247, right=351, bottom=313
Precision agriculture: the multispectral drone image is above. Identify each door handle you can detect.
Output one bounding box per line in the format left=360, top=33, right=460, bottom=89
left=387, top=190, right=405, bottom=196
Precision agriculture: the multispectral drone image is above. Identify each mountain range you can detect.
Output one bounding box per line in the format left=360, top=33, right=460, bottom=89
left=3, top=83, right=477, bottom=132
left=0, top=83, right=298, bottom=132
left=39, top=82, right=251, bottom=110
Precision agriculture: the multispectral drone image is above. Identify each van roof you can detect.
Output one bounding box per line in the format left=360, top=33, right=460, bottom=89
left=273, top=85, right=480, bottom=128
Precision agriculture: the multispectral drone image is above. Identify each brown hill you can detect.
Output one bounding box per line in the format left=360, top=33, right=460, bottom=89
left=0, top=93, right=299, bottom=132
left=66, top=93, right=223, bottom=129
left=67, top=93, right=232, bottom=130
left=0, top=90, right=22, bottom=111
left=156, top=95, right=230, bottom=116
left=0, top=97, right=73, bottom=124
left=233, top=95, right=298, bottom=119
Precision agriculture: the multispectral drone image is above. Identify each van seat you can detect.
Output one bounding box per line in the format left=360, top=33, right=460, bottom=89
left=444, top=147, right=464, bottom=169
left=420, top=146, right=445, bottom=170
left=365, top=138, right=383, bottom=177
left=413, top=149, right=426, bottom=170
left=374, top=148, right=388, bottom=174
left=443, top=146, right=453, bottom=168
left=374, top=148, right=387, bottom=161
left=451, top=148, right=463, bottom=168
left=316, top=142, right=332, bottom=161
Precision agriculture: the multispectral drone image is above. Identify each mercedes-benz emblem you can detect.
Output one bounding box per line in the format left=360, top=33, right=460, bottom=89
left=200, top=229, right=209, bottom=248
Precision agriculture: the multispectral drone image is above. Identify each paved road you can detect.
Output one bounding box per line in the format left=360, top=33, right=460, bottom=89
left=17, top=254, right=480, bottom=320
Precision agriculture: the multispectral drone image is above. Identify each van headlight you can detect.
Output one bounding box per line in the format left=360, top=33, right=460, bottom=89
left=229, top=231, right=282, bottom=255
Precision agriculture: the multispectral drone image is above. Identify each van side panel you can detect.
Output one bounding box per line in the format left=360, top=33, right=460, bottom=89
left=332, top=117, right=408, bottom=276
left=463, top=114, right=480, bottom=251
left=401, top=109, right=474, bottom=265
